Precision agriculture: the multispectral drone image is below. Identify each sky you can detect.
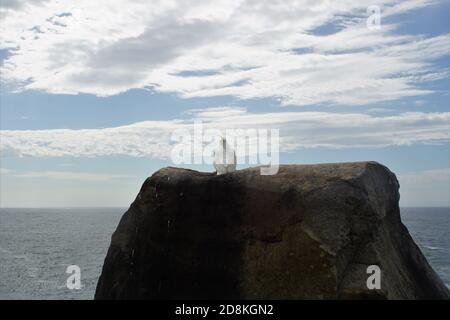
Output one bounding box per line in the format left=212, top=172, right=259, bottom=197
left=0, top=0, right=449, bottom=207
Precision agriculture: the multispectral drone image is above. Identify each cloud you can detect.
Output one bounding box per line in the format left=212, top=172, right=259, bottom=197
left=1, top=0, right=449, bottom=105
left=0, top=168, right=13, bottom=174
left=12, top=170, right=133, bottom=181
left=399, top=168, right=450, bottom=184
left=0, top=165, right=131, bottom=181
left=397, top=167, right=450, bottom=206
left=367, top=108, right=394, bottom=113
left=0, top=0, right=49, bottom=11
left=1, top=107, right=449, bottom=158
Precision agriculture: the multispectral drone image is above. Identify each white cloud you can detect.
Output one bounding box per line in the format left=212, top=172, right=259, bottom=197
left=367, top=108, right=394, bottom=113
left=382, top=0, right=436, bottom=17
left=0, top=165, right=131, bottom=181
left=0, top=168, right=13, bottom=174
left=398, top=167, right=450, bottom=206
left=13, top=170, right=132, bottom=181
left=1, top=0, right=449, bottom=105
left=0, top=0, right=49, bottom=11
left=1, top=108, right=449, bottom=158
left=399, top=168, right=450, bottom=184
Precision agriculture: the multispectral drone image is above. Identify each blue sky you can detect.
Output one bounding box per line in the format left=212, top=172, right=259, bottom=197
left=0, top=0, right=449, bottom=207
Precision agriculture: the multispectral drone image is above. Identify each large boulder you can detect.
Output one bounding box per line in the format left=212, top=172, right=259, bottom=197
left=95, top=162, right=450, bottom=299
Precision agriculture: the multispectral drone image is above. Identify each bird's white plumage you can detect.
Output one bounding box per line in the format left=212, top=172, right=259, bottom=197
left=213, top=137, right=236, bottom=175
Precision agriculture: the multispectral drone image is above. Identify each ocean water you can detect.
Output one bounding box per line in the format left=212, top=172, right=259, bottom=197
left=0, top=208, right=124, bottom=300
left=0, top=207, right=448, bottom=299
left=401, top=207, right=450, bottom=290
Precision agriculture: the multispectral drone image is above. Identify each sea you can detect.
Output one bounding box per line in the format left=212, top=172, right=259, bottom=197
left=0, top=207, right=449, bottom=300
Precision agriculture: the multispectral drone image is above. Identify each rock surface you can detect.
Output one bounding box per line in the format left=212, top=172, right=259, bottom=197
left=95, top=162, right=450, bottom=299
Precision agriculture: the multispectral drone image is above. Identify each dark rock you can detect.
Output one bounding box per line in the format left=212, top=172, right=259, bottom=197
left=95, top=162, right=450, bottom=299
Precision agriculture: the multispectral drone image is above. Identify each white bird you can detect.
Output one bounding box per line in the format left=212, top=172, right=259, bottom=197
left=213, top=137, right=236, bottom=175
